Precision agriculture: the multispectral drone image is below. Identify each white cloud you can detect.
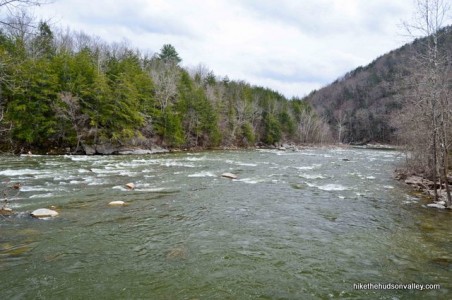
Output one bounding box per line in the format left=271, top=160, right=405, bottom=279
left=32, top=0, right=426, bottom=97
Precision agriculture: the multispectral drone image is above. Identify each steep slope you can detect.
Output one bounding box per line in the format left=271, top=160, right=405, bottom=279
left=305, top=26, right=452, bottom=144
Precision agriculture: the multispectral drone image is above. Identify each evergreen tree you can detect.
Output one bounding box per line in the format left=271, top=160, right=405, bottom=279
left=158, top=44, right=181, bottom=64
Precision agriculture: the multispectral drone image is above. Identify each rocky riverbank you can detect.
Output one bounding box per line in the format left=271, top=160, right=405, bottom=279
left=394, top=171, right=452, bottom=209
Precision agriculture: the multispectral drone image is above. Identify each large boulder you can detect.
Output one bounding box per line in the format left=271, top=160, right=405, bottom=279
left=150, top=146, right=169, bottom=154
left=82, top=143, right=96, bottom=155
left=95, top=143, right=119, bottom=155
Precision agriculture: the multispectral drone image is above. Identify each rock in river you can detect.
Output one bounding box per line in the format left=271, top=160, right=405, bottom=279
left=125, top=183, right=135, bottom=190
left=221, top=172, right=238, bottom=179
left=31, top=208, right=59, bottom=218
left=0, top=207, right=13, bottom=215
left=109, top=201, right=126, bottom=206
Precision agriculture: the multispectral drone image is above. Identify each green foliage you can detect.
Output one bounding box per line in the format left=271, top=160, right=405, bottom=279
left=7, top=58, right=59, bottom=145
left=33, top=21, right=55, bottom=58
left=262, top=113, right=281, bottom=145
left=158, top=44, right=181, bottom=64
left=241, top=122, right=255, bottom=145
left=177, top=71, right=220, bottom=147
left=0, top=17, right=329, bottom=152
left=279, top=110, right=296, bottom=138
left=161, top=107, right=184, bottom=147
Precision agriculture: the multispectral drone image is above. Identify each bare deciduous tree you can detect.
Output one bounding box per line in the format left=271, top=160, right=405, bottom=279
left=0, top=0, right=50, bottom=28
left=148, top=58, right=180, bottom=112
left=397, top=0, right=451, bottom=205
left=53, top=92, right=89, bottom=153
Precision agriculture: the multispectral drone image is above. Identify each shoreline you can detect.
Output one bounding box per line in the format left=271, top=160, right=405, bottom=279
left=4, top=141, right=401, bottom=156
left=394, top=170, right=452, bottom=210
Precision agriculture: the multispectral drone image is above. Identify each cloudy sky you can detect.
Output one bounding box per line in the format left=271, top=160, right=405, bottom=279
left=32, top=0, right=422, bottom=98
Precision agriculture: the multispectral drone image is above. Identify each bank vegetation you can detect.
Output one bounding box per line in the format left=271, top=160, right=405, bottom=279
left=0, top=11, right=331, bottom=154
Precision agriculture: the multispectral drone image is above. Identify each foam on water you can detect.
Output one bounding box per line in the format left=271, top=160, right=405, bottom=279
left=90, top=168, right=122, bottom=175
left=64, top=155, right=101, bottom=162
left=0, top=169, right=49, bottom=177
left=185, top=156, right=209, bottom=162
left=295, top=164, right=321, bottom=170
left=188, top=172, right=216, bottom=178
left=20, top=186, right=57, bottom=192
left=307, top=183, right=349, bottom=191
left=225, top=160, right=258, bottom=167
left=236, top=177, right=266, bottom=184
left=299, top=173, right=326, bottom=179
left=161, top=161, right=196, bottom=168
left=86, top=178, right=108, bottom=186
left=29, top=193, right=56, bottom=198
left=69, top=180, right=84, bottom=185
left=119, top=171, right=140, bottom=177
left=135, top=187, right=167, bottom=192
left=112, top=186, right=129, bottom=191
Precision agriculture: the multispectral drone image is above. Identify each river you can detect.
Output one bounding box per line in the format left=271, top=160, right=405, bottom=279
left=0, top=148, right=451, bottom=299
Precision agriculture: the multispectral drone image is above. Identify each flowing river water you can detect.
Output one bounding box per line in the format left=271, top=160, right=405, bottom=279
left=0, top=148, right=451, bottom=299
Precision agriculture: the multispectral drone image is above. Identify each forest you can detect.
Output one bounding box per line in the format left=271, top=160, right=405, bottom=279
left=303, top=0, right=452, bottom=207
left=305, top=25, right=452, bottom=145
left=0, top=13, right=331, bottom=154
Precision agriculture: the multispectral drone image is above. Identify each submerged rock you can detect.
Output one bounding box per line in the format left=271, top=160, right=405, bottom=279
left=31, top=208, right=59, bottom=218
left=221, top=172, right=238, bottom=179
left=166, top=245, right=188, bottom=260
left=431, top=257, right=452, bottom=268
left=109, top=200, right=126, bottom=206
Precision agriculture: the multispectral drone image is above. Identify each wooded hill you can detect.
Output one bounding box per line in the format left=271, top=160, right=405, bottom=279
left=0, top=18, right=331, bottom=154
left=304, top=26, right=452, bottom=144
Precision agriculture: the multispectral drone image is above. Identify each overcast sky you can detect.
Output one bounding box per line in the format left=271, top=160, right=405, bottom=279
left=32, top=0, right=425, bottom=98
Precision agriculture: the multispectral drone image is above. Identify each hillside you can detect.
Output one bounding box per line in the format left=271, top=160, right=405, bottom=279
left=304, top=26, right=452, bottom=144
left=0, top=17, right=331, bottom=154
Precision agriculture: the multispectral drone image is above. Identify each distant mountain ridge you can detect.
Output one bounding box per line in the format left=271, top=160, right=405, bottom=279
left=304, top=25, right=452, bottom=144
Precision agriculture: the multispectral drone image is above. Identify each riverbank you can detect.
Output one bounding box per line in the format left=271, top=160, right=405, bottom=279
left=6, top=142, right=347, bottom=156
left=394, top=170, right=452, bottom=209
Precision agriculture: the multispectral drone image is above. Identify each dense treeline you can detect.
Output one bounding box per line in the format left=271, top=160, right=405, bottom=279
left=0, top=16, right=331, bottom=154
left=305, top=25, right=452, bottom=144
